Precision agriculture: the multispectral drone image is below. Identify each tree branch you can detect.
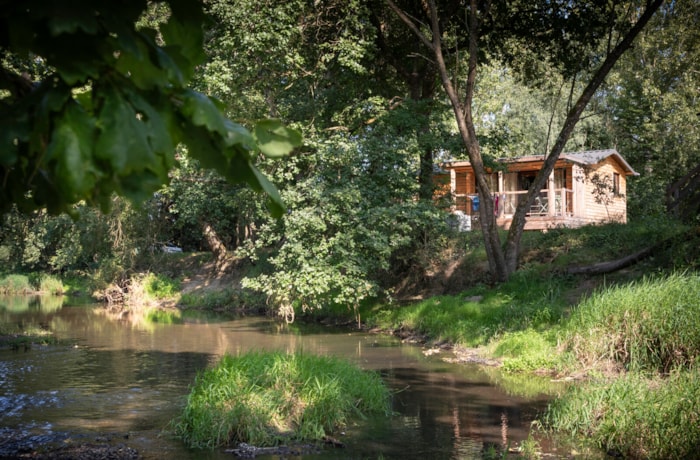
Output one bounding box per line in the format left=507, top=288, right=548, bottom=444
left=385, top=0, right=435, bottom=53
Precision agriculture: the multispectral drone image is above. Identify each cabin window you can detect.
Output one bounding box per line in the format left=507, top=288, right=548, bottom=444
left=612, top=173, right=620, bottom=195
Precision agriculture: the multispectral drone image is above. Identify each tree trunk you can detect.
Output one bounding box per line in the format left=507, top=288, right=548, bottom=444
left=201, top=221, right=229, bottom=272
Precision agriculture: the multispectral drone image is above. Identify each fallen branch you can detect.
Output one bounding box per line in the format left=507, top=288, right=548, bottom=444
left=566, top=246, right=655, bottom=276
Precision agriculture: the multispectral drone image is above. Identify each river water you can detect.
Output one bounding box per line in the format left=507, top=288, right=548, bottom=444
left=0, top=296, right=571, bottom=459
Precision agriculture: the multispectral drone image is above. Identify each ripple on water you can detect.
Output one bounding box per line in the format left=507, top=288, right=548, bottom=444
left=0, top=391, right=62, bottom=419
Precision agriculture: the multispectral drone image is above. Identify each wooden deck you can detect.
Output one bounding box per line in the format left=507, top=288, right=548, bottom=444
left=496, top=215, right=589, bottom=231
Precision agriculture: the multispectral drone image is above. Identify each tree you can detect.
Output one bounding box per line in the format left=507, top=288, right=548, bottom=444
left=602, top=0, right=700, bottom=217
left=0, top=0, right=300, bottom=217
left=388, top=0, right=664, bottom=281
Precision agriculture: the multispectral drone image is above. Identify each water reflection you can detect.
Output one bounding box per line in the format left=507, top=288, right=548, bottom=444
left=0, top=294, right=65, bottom=314
left=0, top=299, right=566, bottom=459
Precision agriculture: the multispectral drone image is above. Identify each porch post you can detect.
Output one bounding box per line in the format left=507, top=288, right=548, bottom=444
left=548, top=171, right=556, bottom=216
left=497, top=171, right=504, bottom=217
left=450, top=168, right=456, bottom=211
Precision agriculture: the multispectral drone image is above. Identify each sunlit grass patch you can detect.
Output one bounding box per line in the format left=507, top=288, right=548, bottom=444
left=368, top=272, right=569, bottom=349
left=173, top=351, right=391, bottom=449
left=37, top=274, right=64, bottom=295
left=543, top=370, right=700, bottom=459
left=143, top=273, right=181, bottom=300
left=492, top=329, right=561, bottom=373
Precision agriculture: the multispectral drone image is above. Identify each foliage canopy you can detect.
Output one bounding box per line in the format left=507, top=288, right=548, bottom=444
left=0, top=0, right=300, bottom=217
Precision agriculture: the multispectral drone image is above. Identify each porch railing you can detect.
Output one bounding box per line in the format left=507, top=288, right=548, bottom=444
left=499, top=189, right=573, bottom=217
left=454, top=188, right=573, bottom=218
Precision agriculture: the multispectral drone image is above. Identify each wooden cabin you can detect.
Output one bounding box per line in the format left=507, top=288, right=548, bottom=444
left=435, top=149, right=638, bottom=231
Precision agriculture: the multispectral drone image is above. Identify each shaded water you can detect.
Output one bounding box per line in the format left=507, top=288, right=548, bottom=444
left=0, top=296, right=567, bottom=459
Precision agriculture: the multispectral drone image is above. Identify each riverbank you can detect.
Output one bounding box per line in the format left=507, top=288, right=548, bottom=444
left=3, top=219, right=698, bottom=458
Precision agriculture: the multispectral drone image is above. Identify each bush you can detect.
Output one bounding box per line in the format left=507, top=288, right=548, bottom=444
left=173, top=351, right=391, bottom=449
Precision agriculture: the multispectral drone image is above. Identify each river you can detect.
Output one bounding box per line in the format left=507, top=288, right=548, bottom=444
left=0, top=296, right=571, bottom=459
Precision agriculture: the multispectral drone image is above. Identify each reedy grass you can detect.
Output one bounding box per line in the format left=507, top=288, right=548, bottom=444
left=38, top=274, right=64, bottom=295
left=544, top=271, right=700, bottom=459
left=543, top=369, right=700, bottom=459
left=0, top=273, right=63, bottom=295
left=0, top=274, right=32, bottom=294
left=173, top=351, right=391, bottom=449
left=563, top=272, right=700, bottom=373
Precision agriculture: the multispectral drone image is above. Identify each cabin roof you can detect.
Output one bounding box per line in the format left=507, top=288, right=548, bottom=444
left=440, top=149, right=639, bottom=176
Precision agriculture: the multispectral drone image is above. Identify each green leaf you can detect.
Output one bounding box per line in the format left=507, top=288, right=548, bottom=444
left=160, top=1, right=206, bottom=80
left=180, top=122, right=226, bottom=171
left=46, top=101, right=97, bottom=200
left=222, top=118, right=255, bottom=150
left=94, top=83, right=158, bottom=175
left=253, top=119, right=302, bottom=158
left=114, top=32, right=174, bottom=89
left=250, top=165, right=286, bottom=218
left=47, top=9, right=99, bottom=36
left=122, top=87, right=176, bottom=157
left=179, top=90, right=229, bottom=137
left=0, top=114, right=28, bottom=166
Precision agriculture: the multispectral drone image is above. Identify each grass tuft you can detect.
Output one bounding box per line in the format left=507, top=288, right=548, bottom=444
left=173, top=351, right=391, bottom=449
left=143, top=273, right=181, bottom=300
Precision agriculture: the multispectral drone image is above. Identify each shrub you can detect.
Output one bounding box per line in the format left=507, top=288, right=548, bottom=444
left=173, top=351, right=391, bottom=449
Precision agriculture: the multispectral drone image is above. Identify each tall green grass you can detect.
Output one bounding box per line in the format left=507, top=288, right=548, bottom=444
left=38, top=274, right=64, bottom=295
left=0, top=273, right=63, bottom=295
left=173, top=351, right=391, bottom=449
left=0, top=274, right=32, bottom=294
left=545, top=272, right=700, bottom=459
left=544, top=370, right=700, bottom=459
left=563, top=272, right=700, bottom=373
